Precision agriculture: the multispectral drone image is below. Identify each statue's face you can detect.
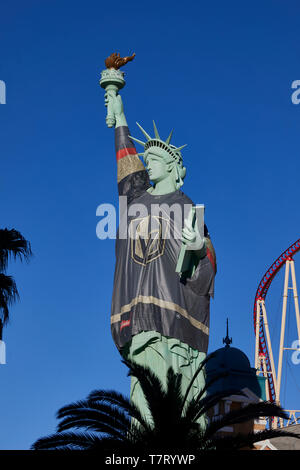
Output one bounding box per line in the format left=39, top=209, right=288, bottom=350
left=144, top=149, right=170, bottom=184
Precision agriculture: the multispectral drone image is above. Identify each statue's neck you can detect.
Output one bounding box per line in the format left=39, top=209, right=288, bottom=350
left=147, top=176, right=178, bottom=195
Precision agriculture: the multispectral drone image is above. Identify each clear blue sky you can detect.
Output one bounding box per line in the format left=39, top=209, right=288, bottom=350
left=1, top=0, right=300, bottom=449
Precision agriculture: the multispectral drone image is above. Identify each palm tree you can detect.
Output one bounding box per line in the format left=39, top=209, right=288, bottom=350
left=0, top=228, right=32, bottom=338
left=32, top=357, right=299, bottom=451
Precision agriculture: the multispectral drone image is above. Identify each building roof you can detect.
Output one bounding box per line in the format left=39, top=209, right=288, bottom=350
left=207, top=345, right=251, bottom=373
left=206, top=343, right=266, bottom=400
left=257, top=424, right=300, bottom=450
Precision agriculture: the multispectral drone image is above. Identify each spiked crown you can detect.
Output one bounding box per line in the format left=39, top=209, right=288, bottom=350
left=129, top=121, right=187, bottom=166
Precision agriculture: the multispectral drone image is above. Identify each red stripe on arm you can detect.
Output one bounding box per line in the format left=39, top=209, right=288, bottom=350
left=116, top=147, right=137, bottom=161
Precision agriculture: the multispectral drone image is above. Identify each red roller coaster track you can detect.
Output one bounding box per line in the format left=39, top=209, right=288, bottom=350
left=253, top=238, right=300, bottom=403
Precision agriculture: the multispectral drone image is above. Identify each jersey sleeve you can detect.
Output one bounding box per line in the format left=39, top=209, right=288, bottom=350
left=115, top=126, right=151, bottom=202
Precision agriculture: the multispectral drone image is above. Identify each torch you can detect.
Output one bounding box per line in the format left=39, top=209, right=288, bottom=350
left=100, top=52, right=135, bottom=128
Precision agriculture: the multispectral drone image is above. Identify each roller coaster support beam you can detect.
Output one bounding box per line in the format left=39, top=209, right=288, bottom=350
left=255, top=298, right=277, bottom=402
left=276, top=258, right=300, bottom=407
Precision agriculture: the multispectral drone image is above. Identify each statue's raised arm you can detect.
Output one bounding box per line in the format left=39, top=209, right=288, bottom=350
left=100, top=53, right=150, bottom=200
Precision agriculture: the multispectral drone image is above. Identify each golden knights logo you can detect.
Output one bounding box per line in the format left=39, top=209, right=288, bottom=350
left=129, top=215, right=169, bottom=266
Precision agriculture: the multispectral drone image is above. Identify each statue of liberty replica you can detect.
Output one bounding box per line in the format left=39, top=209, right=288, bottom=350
left=100, top=53, right=216, bottom=423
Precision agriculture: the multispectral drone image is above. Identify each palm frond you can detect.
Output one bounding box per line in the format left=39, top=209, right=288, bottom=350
left=0, top=273, right=19, bottom=323
left=31, top=358, right=300, bottom=453
left=181, top=370, right=237, bottom=422
left=0, top=228, right=32, bottom=272
left=164, top=367, right=184, bottom=421
left=57, top=407, right=130, bottom=440
left=87, top=389, right=151, bottom=431
left=204, top=401, right=288, bottom=440
left=31, top=431, right=103, bottom=450
left=122, top=359, right=167, bottom=426
left=57, top=397, right=133, bottom=437
left=191, top=370, right=231, bottom=404
left=57, top=399, right=93, bottom=418
left=184, top=388, right=244, bottom=424
left=180, top=352, right=216, bottom=413
left=56, top=393, right=149, bottom=443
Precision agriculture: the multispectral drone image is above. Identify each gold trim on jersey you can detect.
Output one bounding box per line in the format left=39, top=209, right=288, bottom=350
left=111, top=295, right=209, bottom=336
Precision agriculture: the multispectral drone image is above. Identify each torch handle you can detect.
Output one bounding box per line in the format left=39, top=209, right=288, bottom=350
left=105, top=84, right=118, bottom=128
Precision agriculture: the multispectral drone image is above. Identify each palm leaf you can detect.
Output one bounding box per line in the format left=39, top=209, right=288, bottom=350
left=163, top=367, right=184, bottom=421
left=180, top=351, right=216, bottom=413
left=123, top=359, right=167, bottom=427
left=32, top=431, right=103, bottom=450
left=56, top=393, right=148, bottom=442
left=0, top=273, right=19, bottom=323
left=57, top=407, right=130, bottom=440
left=204, top=401, right=288, bottom=440
left=32, top=359, right=300, bottom=452
left=87, top=389, right=151, bottom=432
left=184, top=387, right=244, bottom=424
left=0, top=228, right=32, bottom=272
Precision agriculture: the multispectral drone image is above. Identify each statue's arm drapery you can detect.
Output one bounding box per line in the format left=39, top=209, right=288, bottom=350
left=115, top=125, right=151, bottom=201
